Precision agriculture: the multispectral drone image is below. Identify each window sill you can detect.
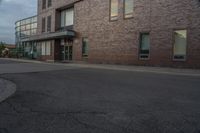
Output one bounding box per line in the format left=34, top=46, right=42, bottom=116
left=109, top=17, right=118, bottom=22
left=139, top=58, right=150, bottom=61
left=82, top=55, right=88, bottom=58
left=124, top=16, right=134, bottom=20
left=139, top=54, right=150, bottom=60
left=173, top=55, right=186, bottom=62
left=173, top=59, right=186, bottom=62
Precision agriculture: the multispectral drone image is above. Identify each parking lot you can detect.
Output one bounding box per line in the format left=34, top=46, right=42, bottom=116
left=0, top=58, right=200, bottom=133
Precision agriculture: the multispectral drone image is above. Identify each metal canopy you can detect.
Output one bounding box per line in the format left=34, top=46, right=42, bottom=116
left=21, top=30, right=75, bottom=42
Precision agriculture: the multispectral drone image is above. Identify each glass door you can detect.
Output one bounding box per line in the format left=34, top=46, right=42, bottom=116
left=68, top=45, right=73, bottom=60
left=61, top=39, right=73, bottom=61
left=64, top=46, right=69, bottom=60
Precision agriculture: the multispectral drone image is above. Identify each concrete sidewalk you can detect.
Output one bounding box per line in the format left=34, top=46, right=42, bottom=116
left=2, top=58, right=200, bottom=77
left=0, top=78, right=16, bottom=103
left=66, top=63, right=200, bottom=77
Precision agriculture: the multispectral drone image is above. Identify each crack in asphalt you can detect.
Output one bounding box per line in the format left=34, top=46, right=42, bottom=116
left=4, top=101, right=120, bottom=132
left=4, top=101, right=136, bottom=132
left=6, top=101, right=107, bottom=115
left=19, top=90, right=60, bottom=99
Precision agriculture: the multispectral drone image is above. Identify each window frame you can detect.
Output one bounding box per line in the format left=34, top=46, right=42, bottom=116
left=48, top=0, right=52, bottom=7
left=82, top=37, right=89, bottom=58
left=60, top=7, right=74, bottom=27
left=123, top=0, right=134, bottom=19
left=42, top=0, right=46, bottom=10
left=172, top=29, right=188, bottom=62
left=42, top=17, right=46, bottom=33
left=109, top=0, right=119, bottom=21
left=41, top=41, right=52, bottom=56
left=47, top=15, right=51, bottom=32
left=45, top=41, right=52, bottom=56
left=138, top=32, right=150, bottom=60
left=41, top=42, right=46, bottom=55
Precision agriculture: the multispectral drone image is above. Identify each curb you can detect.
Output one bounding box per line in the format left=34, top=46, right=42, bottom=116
left=2, top=58, right=45, bottom=64
left=0, top=79, right=16, bottom=103
left=65, top=64, right=200, bottom=77
left=1, top=58, right=200, bottom=77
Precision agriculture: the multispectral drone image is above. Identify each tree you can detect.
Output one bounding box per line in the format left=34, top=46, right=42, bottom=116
left=0, top=41, right=6, bottom=57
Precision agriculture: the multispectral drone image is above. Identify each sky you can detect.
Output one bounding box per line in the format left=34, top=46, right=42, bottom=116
left=0, top=0, right=37, bottom=44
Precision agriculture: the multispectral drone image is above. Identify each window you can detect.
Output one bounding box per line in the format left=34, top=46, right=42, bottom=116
left=82, top=38, right=89, bottom=57
left=173, top=30, right=187, bottom=60
left=31, top=23, right=37, bottom=29
left=41, top=41, right=51, bottom=55
left=21, top=25, right=26, bottom=31
left=25, top=24, right=31, bottom=30
left=46, top=41, right=51, bottom=55
left=26, top=19, right=31, bottom=24
left=36, top=42, right=42, bottom=56
left=61, top=8, right=74, bottom=27
left=16, top=22, right=20, bottom=27
left=42, top=17, right=46, bottom=33
left=20, top=31, right=25, bottom=37
left=124, top=0, right=134, bottom=18
left=48, top=0, right=52, bottom=7
left=47, top=16, right=51, bottom=32
left=31, top=29, right=37, bottom=35
left=42, top=0, right=46, bottom=9
left=32, top=17, right=37, bottom=23
left=21, top=20, right=26, bottom=25
left=16, top=27, right=20, bottom=32
left=139, top=33, right=150, bottom=59
left=41, top=42, right=46, bottom=55
left=24, top=31, right=28, bottom=36
left=110, top=0, right=118, bottom=21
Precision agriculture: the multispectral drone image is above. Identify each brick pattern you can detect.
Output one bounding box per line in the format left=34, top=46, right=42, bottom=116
left=37, top=0, right=200, bottom=68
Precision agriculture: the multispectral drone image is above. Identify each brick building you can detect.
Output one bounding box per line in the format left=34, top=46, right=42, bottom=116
left=16, top=0, right=200, bottom=68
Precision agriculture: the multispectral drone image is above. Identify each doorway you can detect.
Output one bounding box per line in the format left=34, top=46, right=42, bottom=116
left=61, top=39, right=73, bottom=61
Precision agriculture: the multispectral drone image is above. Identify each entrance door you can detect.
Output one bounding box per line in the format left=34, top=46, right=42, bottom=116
left=64, top=45, right=73, bottom=60
left=61, top=40, right=73, bottom=61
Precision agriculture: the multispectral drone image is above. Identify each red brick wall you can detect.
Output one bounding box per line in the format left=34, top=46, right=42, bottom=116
left=37, top=0, right=200, bottom=68
left=73, top=0, right=200, bottom=68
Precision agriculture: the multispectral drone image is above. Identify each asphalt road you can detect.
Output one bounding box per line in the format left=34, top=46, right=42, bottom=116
left=0, top=59, right=200, bottom=133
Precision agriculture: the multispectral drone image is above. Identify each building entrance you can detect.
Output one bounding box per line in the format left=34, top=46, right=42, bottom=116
left=61, top=39, right=73, bottom=61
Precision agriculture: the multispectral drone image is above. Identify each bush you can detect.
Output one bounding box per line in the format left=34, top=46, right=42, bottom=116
left=0, top=42, right=6, bottom=57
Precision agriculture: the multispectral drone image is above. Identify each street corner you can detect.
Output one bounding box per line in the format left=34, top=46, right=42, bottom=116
left=0, top=78, right=16, bottom=103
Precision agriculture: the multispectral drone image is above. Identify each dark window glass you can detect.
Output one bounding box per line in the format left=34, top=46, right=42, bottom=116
left=82, top=38, right=89, bottom=57
left=42, top=17, right=46, bottom=33
left=48, top=0, right=52, bottom=7
left=139, top=33, right=150, bottom=59
left=47, top=16, right=51, bottom=32
left=42, top=0, right=46, bottom=9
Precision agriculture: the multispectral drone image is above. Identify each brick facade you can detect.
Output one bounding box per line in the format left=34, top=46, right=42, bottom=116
left=36, top=0, right=200, bottom=68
